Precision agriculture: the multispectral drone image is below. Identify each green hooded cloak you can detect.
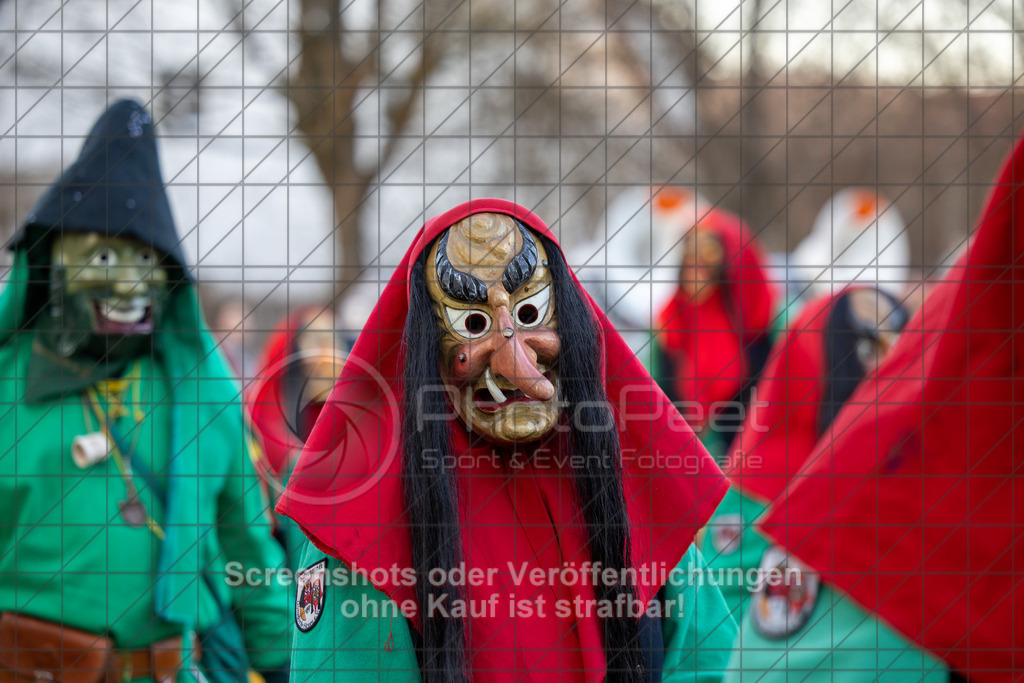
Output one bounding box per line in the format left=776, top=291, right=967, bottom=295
left=0, top=100, right=290, bottom=679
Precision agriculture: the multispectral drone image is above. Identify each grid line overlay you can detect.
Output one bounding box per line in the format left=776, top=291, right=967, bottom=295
left=0, top=0, right=1021, bottom=681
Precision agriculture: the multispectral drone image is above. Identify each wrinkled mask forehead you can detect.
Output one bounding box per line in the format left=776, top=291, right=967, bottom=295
left=679, top=225, right=725, bottom=303
left=682, top=226, right=725, bottom=269
left=426, top=212, right=550, bottom=307
left=294, top=310, right=338, bottom=356
left=292, top=310, right=343, bottom=403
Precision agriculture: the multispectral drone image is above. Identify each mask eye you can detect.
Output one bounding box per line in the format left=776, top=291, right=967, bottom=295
left=513, top=286, right=551, bottom=328
left=90, top=247, right=116, bottom=267
left=445, top=307, right=492, bottom=339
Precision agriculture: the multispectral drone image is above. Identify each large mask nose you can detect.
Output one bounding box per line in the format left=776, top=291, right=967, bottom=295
left=487, top=306, right=555, bottom=401
left=111, top=265, right=146, bottom=296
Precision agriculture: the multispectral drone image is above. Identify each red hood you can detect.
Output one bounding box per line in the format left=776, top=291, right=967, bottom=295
left=761, top=138, right=1024, bottom=682
left=245, top=305, right=334, bottom=479
left=275, top=199, right=728, bottom=670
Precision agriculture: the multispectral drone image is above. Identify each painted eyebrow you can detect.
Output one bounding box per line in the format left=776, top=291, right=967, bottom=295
left=434, top=220, right=540, bottom=302
left=435, top=229, right=489, bottom=303
left=501, top=221, right=539, bottom=294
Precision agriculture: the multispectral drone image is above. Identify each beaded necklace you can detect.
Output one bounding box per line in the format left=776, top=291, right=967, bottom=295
left=79, top=363, right=165, bottom=540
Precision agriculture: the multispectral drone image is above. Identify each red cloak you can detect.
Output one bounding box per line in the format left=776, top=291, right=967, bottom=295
left=275, top=199, right=728, bottom=680
left=761, top=138, right=1024, bottom=682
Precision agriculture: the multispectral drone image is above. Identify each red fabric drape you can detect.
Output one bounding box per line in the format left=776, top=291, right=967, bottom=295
left=761, top=138, right=1024, bottom=682
left=723, top=292, right=840, bottom=504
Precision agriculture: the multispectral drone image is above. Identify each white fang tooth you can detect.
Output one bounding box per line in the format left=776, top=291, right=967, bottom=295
left=99, top=298, right=147, bottom=323
left=484, top=368, right=507, bottom=404
left=105, top=305, right=145, bottom=323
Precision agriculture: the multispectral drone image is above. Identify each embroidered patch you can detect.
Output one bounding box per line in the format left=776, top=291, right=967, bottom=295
left=749, top=546, right=820, bottom=639
left=709, top=513, right=744, bottom=556
left=295, top=558, right=327, bottom=633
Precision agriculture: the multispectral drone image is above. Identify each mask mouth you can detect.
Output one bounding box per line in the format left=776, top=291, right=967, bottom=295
left=471, top=369, right=553, bottom=412
left=93, top=297, right=154, bottom=335
left=473, top=386, right=536, bottom=412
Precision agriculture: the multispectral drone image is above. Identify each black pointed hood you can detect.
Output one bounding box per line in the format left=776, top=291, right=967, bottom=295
left=10, top=99, right=188, bottom=271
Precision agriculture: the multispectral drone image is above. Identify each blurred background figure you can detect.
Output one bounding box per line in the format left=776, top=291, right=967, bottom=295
left=654, top=207, right=778, bottom=459
left=246, top=305, right=346, bottom=568
left=0, top=0, right=1006, bottom=364
left=786, top=188, right=910, bottom=302
left=0, top=0, right=337, bottom=333
left=698, top=286, right=909, bottom=622
left=571, top=185, right=708, bottom=369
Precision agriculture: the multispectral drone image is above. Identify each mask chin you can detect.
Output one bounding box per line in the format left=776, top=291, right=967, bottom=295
left=453, top=372, right=562, bottom=447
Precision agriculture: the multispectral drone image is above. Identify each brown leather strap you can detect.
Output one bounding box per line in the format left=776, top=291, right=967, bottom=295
left=115, top=637, right=185, bottom=683
left=0, top=614, right=195, bottom=683
left=0, top=613, right=113, bottom=683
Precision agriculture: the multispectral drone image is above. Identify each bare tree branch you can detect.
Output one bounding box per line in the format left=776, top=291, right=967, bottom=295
left=379, top=48, right=439, bottom=173
left=285, top=0, right=459, bottom=296
left=290, top=0, right=378, bottom=288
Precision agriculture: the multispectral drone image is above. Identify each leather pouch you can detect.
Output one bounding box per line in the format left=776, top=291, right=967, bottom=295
left=147, top=638, right=183, bottom=683
left=0, top=612, right=114, bottom=683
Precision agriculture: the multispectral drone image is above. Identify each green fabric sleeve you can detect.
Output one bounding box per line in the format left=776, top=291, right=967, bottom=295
left=289, top=543, right=421, bottom=683
left=216, top=434, right=292, bottom=669
left=662, top=545, right=739, bottom=682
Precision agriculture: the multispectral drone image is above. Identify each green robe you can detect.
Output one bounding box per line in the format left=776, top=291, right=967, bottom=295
left=288, top=541, right=738, bottom=682
left=0, top=254, right=291, bottom=677
left=698, top=488, right=770, bottom=622
left=724, top=582, right=949, bottom=682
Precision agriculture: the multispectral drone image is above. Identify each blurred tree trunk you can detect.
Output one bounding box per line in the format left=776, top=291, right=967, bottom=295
left=290, top=0, right=373, bottom=289
left=609, top=0, right=710, bottom=166
left=289, top=0, right=442, bottom=295
left=739, top=0, right=773, bottom=229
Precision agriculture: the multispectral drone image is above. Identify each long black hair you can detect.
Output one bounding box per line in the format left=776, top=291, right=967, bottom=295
left=401, top=231, right=646, bottom=682
left=402, top=254, right=469, bottom=682
left=819, top=288, right=909, bottom=435
left=542, top=234, right=647, bottom=681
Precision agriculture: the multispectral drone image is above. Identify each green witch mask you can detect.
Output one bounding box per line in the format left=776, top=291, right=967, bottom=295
left=42, top=233, right=169, bottom=359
